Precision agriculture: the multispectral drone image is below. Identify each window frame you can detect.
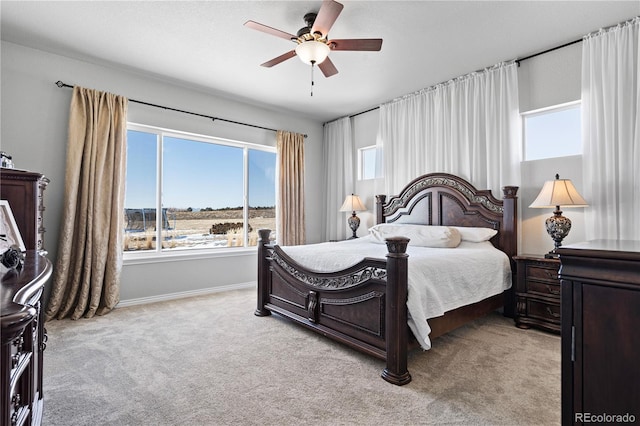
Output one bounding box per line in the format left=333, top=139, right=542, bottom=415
left=123, top=123, right=277, bottom=264
left=521, top=100, right=582, bottom=162
left=358, top=144, right=379, bottom=180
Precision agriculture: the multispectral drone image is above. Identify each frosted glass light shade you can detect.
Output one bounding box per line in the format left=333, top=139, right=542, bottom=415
left=295, top=41, right=330, bottom=65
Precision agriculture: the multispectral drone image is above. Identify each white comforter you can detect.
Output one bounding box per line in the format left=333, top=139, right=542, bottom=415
left=279, top=236, right=511, bottom=350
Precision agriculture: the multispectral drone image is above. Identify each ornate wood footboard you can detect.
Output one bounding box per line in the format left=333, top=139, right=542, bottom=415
left=256, top=231, right=412, bottom=385
left=255, top=173, right=518, bottom=385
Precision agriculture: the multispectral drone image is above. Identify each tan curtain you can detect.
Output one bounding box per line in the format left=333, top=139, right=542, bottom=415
left=276, top=130, right=305, bottom=246
left=45, top=86, right=128, bottom=320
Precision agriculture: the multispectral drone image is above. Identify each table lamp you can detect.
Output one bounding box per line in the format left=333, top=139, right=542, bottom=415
left=529, top=173, right=588, bottom=258
left=339, top=194, right=367, bottom=239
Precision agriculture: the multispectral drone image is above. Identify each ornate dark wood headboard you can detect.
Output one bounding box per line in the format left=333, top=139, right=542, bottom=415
left=375, top=173, right=518, bottom=260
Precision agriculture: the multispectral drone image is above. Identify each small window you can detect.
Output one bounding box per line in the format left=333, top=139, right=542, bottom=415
left=522, top=101, right=581, bottom=161
left=358, top=145, right=381, bottom=180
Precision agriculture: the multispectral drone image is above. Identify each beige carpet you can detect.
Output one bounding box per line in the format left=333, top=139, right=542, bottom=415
left=43, top=287, right=560, bottom=425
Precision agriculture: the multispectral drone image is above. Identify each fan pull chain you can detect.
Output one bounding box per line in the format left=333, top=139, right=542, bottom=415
left=310, top=60, right=315, bottom=97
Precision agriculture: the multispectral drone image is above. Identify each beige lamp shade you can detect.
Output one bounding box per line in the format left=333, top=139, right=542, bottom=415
left=529, top=174, right=588, bottom=208
left=339, top=194, right=367, bottom=212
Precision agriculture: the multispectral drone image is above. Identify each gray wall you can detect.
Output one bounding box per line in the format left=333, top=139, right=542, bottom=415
left=1, top=41, right=324, bottom=305
left=351, top=41, right=587, bottom=256
left=517, top=42, right=585, bottom=255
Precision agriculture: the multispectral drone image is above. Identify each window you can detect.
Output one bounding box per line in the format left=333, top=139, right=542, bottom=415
left=124, top=124, right=276, bottom=254
left=358, top=145, right=382, bottom=180
left=522, top=101, right=581, bottom=161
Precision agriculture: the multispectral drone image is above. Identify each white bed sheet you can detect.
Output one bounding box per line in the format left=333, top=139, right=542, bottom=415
left=279, top=236, right=511, bottom=350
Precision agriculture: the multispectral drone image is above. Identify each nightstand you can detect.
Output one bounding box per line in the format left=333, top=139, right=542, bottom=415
left=513, top=255, right=561, bottom=334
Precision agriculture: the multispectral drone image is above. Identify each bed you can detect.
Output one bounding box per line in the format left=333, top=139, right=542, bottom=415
left=255, top=173, right=518, bottom=385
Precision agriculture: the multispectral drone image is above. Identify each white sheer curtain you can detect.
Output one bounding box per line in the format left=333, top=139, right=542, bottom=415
left=377, top=62, right=521, bottom=198
left=582, top=17, right=640, bottom=240
left=322, top=117, right=354, bottom=241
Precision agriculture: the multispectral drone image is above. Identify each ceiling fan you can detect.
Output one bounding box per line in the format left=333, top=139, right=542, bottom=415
left=244, top=0, right=383, bottom=78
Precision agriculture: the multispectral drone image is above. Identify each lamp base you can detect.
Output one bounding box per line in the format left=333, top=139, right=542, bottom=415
left=545, top=207, right=572, bottom=256
left=347, top=213, right=361, bottom=239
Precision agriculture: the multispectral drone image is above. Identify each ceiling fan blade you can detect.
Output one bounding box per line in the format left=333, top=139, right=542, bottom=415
left=318, top=57, right=338, bottom=78
left=244, top=20, right=297, bottom=41
left=329, top=39, right=383, bottom=51
left=260, top=50, right=297, bottom=68
left=311, top=0, right=344, bottom=37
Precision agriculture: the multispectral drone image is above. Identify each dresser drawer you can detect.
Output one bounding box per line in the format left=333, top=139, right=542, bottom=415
left=9, top=336, right=29, bottom=379
left=527, top=299, right=561, bottom=324
left=526, top=264, right=559, bottom=283
left=9, top=334, right=32, bottom=426
left=10, top=391, right=30, bottom=426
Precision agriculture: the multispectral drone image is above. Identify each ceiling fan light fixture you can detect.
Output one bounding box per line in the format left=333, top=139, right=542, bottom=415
left=295, top=40, right=330, bottom=65
left=245, top=0, right=382, bottom=78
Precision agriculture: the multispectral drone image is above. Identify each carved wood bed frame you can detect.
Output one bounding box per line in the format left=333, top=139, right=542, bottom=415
left=255, top=173, right=518, bottom=385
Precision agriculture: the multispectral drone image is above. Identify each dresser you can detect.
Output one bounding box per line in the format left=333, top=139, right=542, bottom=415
left=1, top=168, right=50, bottom=426
left=0, top=169, right=49, bottom=253
left=1, top=252, right=52, bottom=426
left=513, top=255, right=561, bottom=333
left=558, top=240, right=640, bottom=425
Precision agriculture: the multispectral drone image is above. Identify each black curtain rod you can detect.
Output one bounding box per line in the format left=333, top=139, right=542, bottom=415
left=515, top=37, right=583, bottom=65
left=350, top=106, right=379, bottom=119
left=323, top=106, right=380, bottom=126
left=55, top=81, right=307, bottom=138
left=515, top=17, right=636, bottom=64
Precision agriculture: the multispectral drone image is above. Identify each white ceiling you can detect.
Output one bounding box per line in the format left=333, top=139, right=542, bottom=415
left=1, top=1, right=638, bottom=123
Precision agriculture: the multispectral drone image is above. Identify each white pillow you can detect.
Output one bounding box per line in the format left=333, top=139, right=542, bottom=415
left=368, top=224, right=461, bottom=248
left=451, top=226, right=498, bottom=242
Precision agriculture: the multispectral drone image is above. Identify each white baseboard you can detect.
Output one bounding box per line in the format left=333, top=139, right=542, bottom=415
left=116, top=281, right=256, bottom=308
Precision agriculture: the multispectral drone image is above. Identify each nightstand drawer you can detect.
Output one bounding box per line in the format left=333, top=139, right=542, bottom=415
left=526, top=264, right=559, bottom=283
left=514, top=255, right=561, bottom=334
left=527, top=299, right=561, bottom=324
left=526, top=280, right=560, bottom=297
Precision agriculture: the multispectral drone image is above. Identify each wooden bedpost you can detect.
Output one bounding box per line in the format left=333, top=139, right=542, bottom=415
left=501, top=186, right=519, bottom=318
left=255, top=229, right=272, bottom=317
left=381, top=237, right=412, bottom=385
left=375, top=195, right=387, bottom=224
left=501, top=186, right=518, bottom=259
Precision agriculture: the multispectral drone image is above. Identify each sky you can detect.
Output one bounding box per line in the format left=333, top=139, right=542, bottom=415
left=525, top=104, right=581, bottom=161
left=125, top=130, right=276, bottom=210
